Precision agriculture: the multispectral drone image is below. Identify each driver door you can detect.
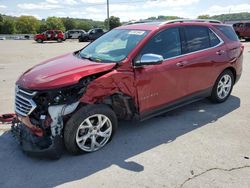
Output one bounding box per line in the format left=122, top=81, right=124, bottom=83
left=134, top=27, right=188, bottom=115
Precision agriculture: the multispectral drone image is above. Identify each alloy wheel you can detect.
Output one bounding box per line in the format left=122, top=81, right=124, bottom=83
left=75, top=114, right=112, bottom=152
left=217, top=74, right=232, bottom=99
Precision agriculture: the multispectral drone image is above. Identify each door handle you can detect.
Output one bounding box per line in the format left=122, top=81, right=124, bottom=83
left=176, top=61, right=189, bottom=67
left=216, top=50, right=225, bottom=55
left=176, top=62, right=184, bottom=67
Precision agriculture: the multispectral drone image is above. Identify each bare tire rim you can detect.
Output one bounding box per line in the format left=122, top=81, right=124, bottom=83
left=76, top=114, right=112, bottom=152
left=217, top=74, right=232, bottom=99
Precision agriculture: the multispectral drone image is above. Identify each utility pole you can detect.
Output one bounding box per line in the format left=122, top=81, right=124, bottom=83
left=107, top=0, right=110, bottom=30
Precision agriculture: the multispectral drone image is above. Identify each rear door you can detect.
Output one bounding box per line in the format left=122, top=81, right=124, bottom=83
left=179, top=25, right=227, bottom=94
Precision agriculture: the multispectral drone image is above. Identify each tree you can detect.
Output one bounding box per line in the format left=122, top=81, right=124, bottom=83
left=0, top=15, right=3, bottom=33
left=76, top=21, right=92, bottom=31
left=105, top=16, right=121, bottom=30
left=157, top=15, right=181, bottom=20
left=1, top=18, right=16, bottom=34
left=38, top=22, right=48, bottom=33
left=16, top=16, right=39, bottom=34
left=61, top=17, right=76, bottom=31
left=46, top=17, right=65, bottom=31
left=197, top=15, right=210, bottom=19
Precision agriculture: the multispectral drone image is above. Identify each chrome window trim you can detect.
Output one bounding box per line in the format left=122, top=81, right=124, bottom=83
left=134, top=26, right=225, bottom=66
left=161, top=28, right=224, bottom=62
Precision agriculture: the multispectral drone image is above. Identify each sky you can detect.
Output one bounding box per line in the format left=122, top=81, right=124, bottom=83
left=0, top=0, right=249, bottom=21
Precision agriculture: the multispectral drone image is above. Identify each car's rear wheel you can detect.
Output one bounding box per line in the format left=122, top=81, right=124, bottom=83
left=210, top=70, right=234, bottom=103
left=64, top=104, right=117, bottom=155
left=57, top=38, right=62, bottom=42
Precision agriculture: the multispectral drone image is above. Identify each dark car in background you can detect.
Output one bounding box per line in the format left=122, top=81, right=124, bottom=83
left=34, top=30, right=64, bottom=43
left=233, top=22, right=250, bottom=41
left=79, top=28, right=105, bottom=42
left=65, top=30, right=86, bottom=39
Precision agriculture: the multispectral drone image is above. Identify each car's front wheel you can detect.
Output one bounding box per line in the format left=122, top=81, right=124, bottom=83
left=210, top=69, right=234, bottom=103
left=36, top=39, right=43, bottom=43
left=64, top=104, right=117, bottom=154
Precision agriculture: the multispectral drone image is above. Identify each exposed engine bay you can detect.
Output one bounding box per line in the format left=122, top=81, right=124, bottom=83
left=11, top=77, right=94, bottom=159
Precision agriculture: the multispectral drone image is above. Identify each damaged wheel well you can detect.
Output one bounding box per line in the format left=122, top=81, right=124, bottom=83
left=101, top=93, right=138, bottom=120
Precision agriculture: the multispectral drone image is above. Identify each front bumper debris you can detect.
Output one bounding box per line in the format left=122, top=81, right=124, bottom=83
left=11, top=119, right=63, bottom=159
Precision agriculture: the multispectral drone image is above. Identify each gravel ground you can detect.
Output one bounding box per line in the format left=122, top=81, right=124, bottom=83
left=0, top=40, right=250, bottom=188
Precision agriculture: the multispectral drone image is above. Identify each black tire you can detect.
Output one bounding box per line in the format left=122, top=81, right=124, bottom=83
left=78, top=37, right=83, bottom=42
left=57, top=38, right=63, bottom=43
left=210, top=69, right=234, bottom=103
left=37, top=39, right=43, bottom=43
left=64, top=104, right=118, bottom=155
left=83, top=37, right=89, bottom=42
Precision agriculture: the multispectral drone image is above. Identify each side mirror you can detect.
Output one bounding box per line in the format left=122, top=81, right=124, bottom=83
left=136, top=53, right=164, bottom=66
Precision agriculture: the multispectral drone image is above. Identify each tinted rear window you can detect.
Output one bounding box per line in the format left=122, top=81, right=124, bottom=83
left=183, top=26, right=210, bottom=53
left=214, top=25, right=239, bottom=41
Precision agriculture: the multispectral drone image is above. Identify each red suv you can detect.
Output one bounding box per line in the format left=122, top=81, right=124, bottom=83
left=233, top=22, right=250, bottom=41
left=12, top=20, right=243, bottom=159
left=34, top=30, right=64, bottom=43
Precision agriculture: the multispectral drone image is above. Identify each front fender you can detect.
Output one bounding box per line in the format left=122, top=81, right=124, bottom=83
left=80, top=70, right=137, bottom=107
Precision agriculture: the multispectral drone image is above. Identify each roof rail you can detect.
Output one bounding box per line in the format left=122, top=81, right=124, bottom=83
left=161, top=19, right=222, bottom=25
left=123, top=20, right=157, bottom=25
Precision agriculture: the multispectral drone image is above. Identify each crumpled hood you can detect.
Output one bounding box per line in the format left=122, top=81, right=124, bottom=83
left=16, top=53, right=116, bottom=90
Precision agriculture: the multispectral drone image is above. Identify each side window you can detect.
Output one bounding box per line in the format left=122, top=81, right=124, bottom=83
left=183, top=26, right=210, bottom=53
left=140, top=27, right=181, bottom=59
left=214, top=25, right=239, bottom=41
left=209, top=29, right=221, bottom=47
left=245, top=23, right=250, bottom=28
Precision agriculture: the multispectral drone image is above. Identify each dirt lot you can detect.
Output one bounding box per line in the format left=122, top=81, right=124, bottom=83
left=0, top=40, right=250, bottom=188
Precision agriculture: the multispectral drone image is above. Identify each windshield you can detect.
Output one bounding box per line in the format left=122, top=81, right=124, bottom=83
left=79, top=29, right=149, bottom=63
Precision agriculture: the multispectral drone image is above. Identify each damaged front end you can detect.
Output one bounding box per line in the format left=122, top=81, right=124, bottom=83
left=11, top=80, right=90, bottom=159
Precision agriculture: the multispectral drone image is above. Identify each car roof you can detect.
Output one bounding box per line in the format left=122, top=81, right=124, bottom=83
left=118, top=19, right=224, bottom=31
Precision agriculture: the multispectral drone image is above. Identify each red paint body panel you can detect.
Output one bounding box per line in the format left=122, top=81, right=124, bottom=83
left=16, top=53, right=116, bottom=90
left=80, top=69, right=137, bottom=105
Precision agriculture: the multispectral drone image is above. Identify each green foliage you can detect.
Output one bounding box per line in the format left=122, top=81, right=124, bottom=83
left=197, top=12, right=250, bottom=22
left=61, top=17, right=76, bottom=31
left=16, top=16, right=39, bottom=34
left=197, top=15, right=210, bottom=19
left=210, top=12, right=250, bottom=21
left=105, top=16, right=121, bottom=30
left=1, top=18, right=16, bottom=34
left=0, top=15, right=3, bottom=22
left=147, top=16, right=157, bottom=20
left=75, top=21, right=92, bottom=31
left=157, top=15, right=181, bottom=20
left=46, top=17, right=65, bottom=31
left=38, top=21, right=48, bottom=33
left=0, top=15, right=3, bottom=33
